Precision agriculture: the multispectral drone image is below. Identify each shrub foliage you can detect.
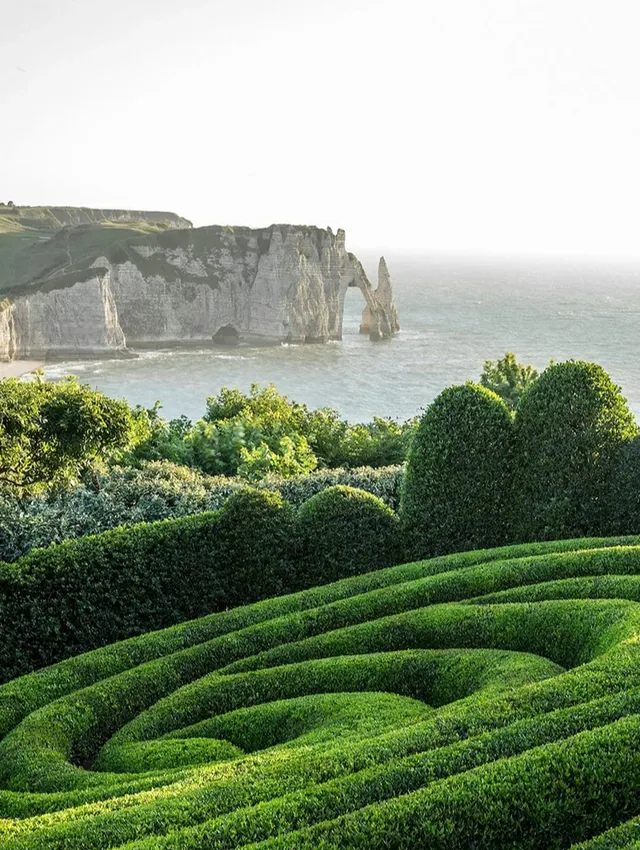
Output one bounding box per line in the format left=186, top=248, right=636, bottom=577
left=512, top=360, right=637, bottom=541
left=401, top=383, right=513, bottom=558
left=1, top=536, right=640, bottom=847
left=0, top=462, right=403, bottom=563
left=296, top=485, right=400, bottom=585
left=0, top=489, right=296, bottom=679
left=0, top=485, right=405, bottom=679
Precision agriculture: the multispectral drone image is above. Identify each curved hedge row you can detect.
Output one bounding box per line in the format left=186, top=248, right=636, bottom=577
left=2, top=536, right=640, bottom=847
left=0, top=486, right=399, bottom=681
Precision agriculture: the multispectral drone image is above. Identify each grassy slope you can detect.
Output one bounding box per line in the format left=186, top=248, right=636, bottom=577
left=0, top=207, right=192, bottom=295
left=2, top=538, right=640, bottom=847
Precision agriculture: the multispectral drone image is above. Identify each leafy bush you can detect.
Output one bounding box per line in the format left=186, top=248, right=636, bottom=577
left=512, top=361, right=637, bottom=542
left=401, top=383, right=514, bottom=559
left=0, top=374, right=135, bottom=491
left=124, top=384, right=414, bottom=478
left=480, top=351, right=539, bottom=410
left=0, top=463, right=403, bottom=563
left=0, top=488, right=296, bottom=679
left=296, top=486, right=400, bottom=585
left=0, top=462, right=246, bottom=563
left=2, top=536, right=640, bottom=847
left=608, top=434, right=640, bottom=535
left=259, top=464, right=404, bottom=511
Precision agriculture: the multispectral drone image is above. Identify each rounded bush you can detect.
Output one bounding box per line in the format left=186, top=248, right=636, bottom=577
left=400, top=383, right=513, bottom=559
left=608, top=435, right=640, bottom=535
left=296, top=485, right=400, bottom=585
left=212, top=487, right=297, bottom=604
left=512, top=360, right=637, bottom=541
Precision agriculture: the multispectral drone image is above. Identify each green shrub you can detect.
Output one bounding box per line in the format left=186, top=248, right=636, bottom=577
left=0, top=488, right=295, bottom=680
left=0, top=462, right=246, bottom=563
left=0, top=464, right=402, bottom=564
left=296, top=486, right=400, bottom=585
left=512, top=361, right=637, bottom=542
left=607, top=435, right=640, bottom=536
left=401, top=383, right=513, bottom=559
left=260, top=465, right=404, bottom=511
left=479, top=351, right=539, bottom=410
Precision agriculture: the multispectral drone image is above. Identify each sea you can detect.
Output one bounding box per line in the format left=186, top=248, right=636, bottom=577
left=42, top=253, right=640, bottom=423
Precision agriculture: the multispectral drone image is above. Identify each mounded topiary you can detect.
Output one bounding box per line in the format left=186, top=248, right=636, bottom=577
left=296, top=485, right=400, bottom=585
left=512, top=360, right=637, bottom=542
left=608, top=435, right=640, bottom=536
left=400, top=383, right=513, bottom=559
left=0, top=487, right=296, bottom=680
left=212, top=487, right=297, bottom=604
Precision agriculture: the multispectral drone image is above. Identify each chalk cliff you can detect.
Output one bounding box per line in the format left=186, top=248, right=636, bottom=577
left=0, top=213, right=399, bottom=359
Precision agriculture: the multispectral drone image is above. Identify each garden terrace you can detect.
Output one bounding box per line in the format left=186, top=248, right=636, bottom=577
left=2, top=537, right=640, bottom=847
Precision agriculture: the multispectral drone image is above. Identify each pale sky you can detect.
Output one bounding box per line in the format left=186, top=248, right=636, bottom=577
left=2, top=0, right=639, bottom=257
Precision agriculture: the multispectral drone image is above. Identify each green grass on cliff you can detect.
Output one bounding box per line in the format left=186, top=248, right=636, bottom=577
left=3, top=537, right=640, bottom=847
left=0, top=207, right=192, bottom=295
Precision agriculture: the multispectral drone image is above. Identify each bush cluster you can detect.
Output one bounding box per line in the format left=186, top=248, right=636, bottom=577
left=2, top=536, right=640, bottom=847
left=0, top=485, right=400, bottom=680
left=401, top=361, right=640, bottom=558
left=126, top=383, right=415, bottom=479
left=0, top=462, right=402, bottom=563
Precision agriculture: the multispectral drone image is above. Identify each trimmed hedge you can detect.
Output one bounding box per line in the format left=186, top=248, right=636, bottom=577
left=0, top=489, right=296, bottom=681
left=401, top=383, right=513, bottom=559
left=512, top=360, right=637, bottom=542
left=2, top=537, right=640, bottom=846
left=296, top=486, right=400, bottom=585
left=0, top=463, right=403, bottom=563
left=0, top=485, right=410, bottom=682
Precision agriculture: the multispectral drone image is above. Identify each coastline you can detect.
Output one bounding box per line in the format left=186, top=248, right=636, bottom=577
left=0, top=361, right=44, bottom=379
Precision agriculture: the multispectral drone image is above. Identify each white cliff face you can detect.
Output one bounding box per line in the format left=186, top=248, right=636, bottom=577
left=0, top=225, right=399, bottom=359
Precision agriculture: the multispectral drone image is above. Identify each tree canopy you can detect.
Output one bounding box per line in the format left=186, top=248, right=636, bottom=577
left=0, top=375, right=134, bottom=491
left=480, top=352, right=539, bottom=410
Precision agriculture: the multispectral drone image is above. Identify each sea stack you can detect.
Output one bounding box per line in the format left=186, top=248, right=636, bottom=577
left=359, top=256, right=401, bottom=340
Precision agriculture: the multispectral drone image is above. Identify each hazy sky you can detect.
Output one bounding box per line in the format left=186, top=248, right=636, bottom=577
left=2, top=0, right=639, bottom=256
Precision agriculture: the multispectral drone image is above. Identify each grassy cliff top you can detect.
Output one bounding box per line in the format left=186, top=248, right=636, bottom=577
left=0, top=211, right=341, bottom=296
left=0, top=206, right=192, bottom=294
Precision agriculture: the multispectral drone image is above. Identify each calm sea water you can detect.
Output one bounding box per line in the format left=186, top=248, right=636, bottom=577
left=42, top=254, right=640, bottom=422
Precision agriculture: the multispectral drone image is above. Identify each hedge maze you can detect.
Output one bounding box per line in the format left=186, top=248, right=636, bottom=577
left=3, top=536, right=640, bottom=848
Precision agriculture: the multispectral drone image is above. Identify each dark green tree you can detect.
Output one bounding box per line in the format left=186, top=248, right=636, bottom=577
left=0, top=375, right=134, bottom=491
left=400, top=383, right=514, bottom=559
left=480, top=352, right=539, bottom=410
left=512, top=360, right=637, bottom=541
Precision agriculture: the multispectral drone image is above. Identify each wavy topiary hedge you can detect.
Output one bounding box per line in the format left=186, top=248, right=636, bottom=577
left=3, top=535, right=640, bottom=847
left=0, top=485, right=406, bottom=681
